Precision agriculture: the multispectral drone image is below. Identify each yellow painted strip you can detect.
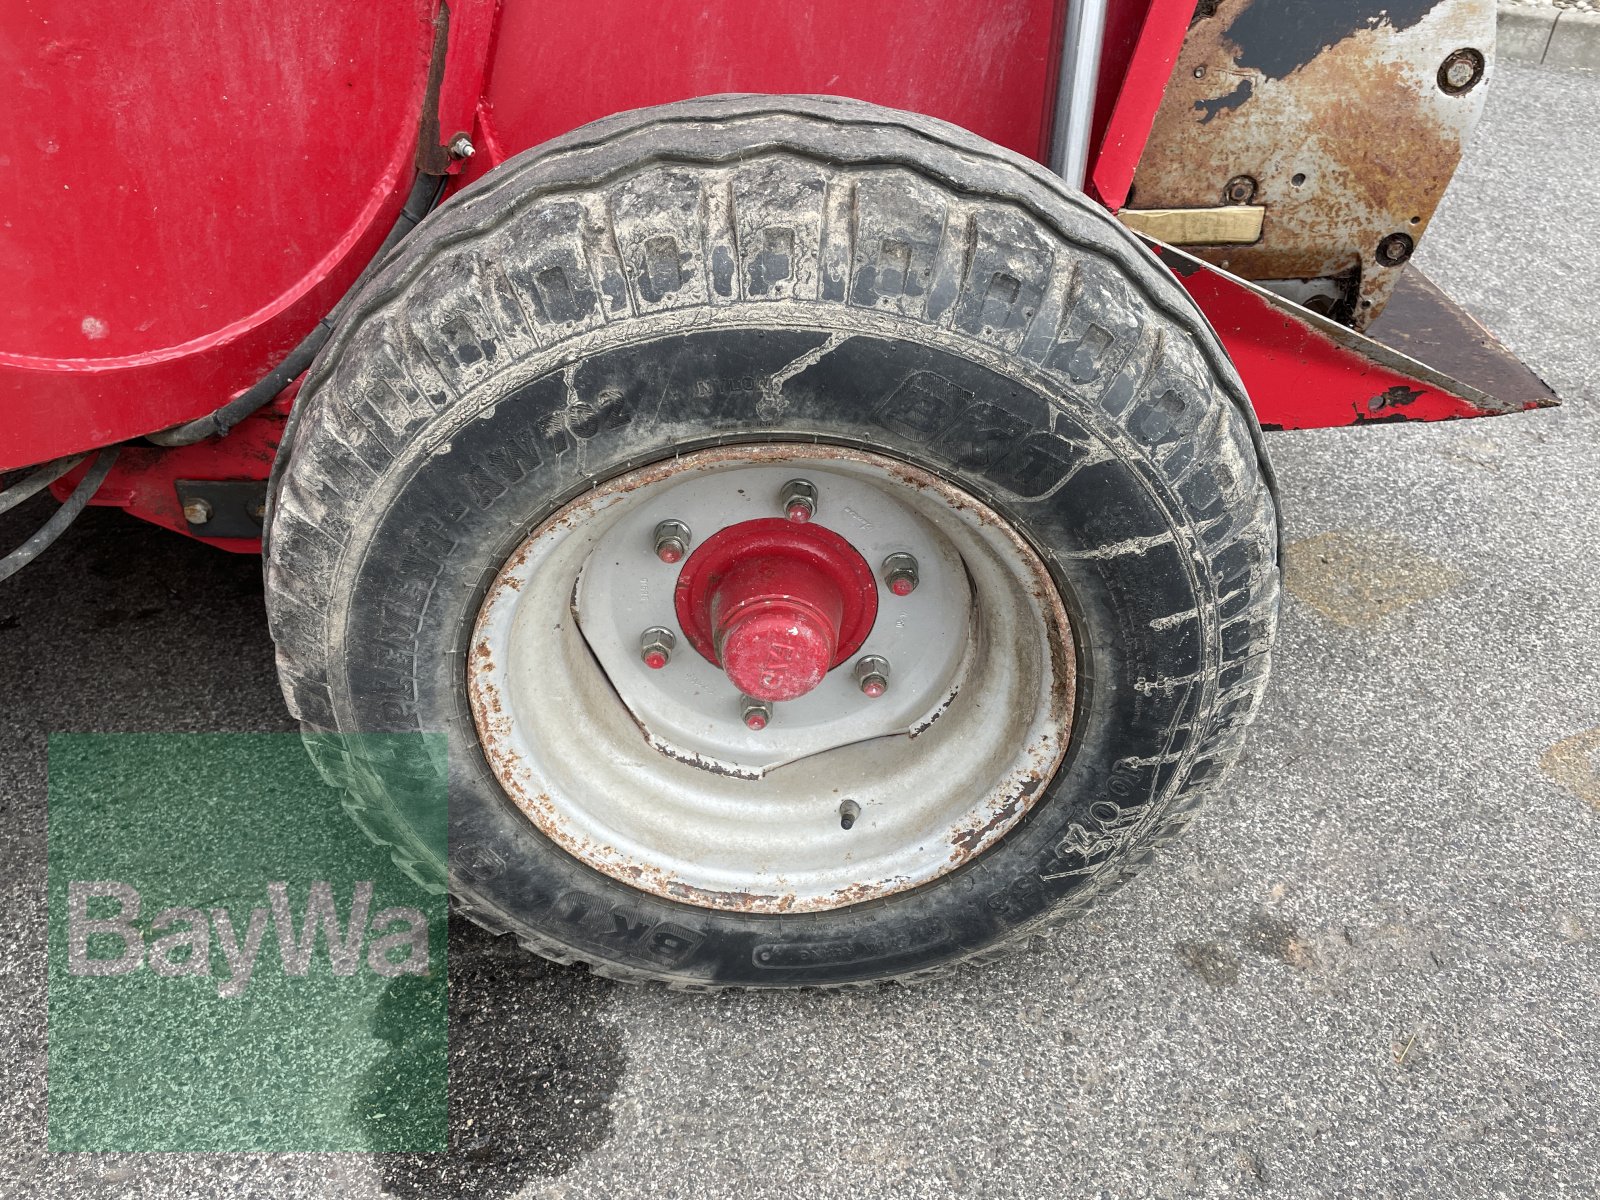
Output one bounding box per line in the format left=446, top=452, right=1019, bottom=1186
left=1117, top=206, right=1264, bottom=245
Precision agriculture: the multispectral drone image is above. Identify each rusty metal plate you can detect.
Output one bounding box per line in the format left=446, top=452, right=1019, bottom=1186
left=1130, top=0, right=1495, bottom=328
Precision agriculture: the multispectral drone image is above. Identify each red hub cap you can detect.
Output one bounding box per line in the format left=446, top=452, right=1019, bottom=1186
left=674, top=518, right=879, bottom=703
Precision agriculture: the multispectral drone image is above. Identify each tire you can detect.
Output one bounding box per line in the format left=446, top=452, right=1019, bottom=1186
left=264, top=94, right=1280, bottom=988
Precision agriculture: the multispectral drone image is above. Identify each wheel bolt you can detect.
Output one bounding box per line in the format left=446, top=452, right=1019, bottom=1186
left=653, top=519, right=691, bottom=564
left=741, top=695, right=772, bottom=731
left=779, top=479, right=817, bottom=523
left=854, top=655, right=890, bottom=698
left=639, top=627, right=676, bottom=670
left=882, top=552, right=919, bottom=596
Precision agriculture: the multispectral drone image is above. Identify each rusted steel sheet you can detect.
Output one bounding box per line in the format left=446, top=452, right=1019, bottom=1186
left=1129, top=0, right=1495, bottom=329
left=1153, top=244, right=1558, bottom=429
left=1362, top=269, right=1559, bottom=412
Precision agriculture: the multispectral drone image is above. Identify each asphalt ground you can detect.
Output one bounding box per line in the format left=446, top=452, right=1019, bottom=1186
left=2, top=60, right=1597, bottom=1200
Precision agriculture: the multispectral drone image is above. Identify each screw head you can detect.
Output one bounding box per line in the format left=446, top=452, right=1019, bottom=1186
left=448, top=133, right=475, bottom=160
left=881, top=552, right=919, bottom=596
left=854, top=655, right=891, bottom=698
left=182, top=498, right=213, bottom=526
left=1438, top=48, right=1484, bottom=95
left=779, top=479, right=817, bottom=523
left=639, top=627, right=676, bottom=670
left=653, top=519, right=691, bottom=564
left=740, top=695, right=772, bottom=731
left=1376, top=232, right=1415, bottom=267
left=1224, top=175, right=1257, bottom=206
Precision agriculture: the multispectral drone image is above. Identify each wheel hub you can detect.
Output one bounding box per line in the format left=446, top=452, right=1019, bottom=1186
left=570, top=457, right=975, bottom=775
left=674, top=518, right=878, bottom=703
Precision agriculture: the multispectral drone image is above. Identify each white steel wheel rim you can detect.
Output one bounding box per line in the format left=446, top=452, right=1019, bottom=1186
left=468, top=445, right=1075, bottom=914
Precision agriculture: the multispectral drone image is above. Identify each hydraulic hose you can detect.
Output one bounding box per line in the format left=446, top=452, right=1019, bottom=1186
left=0, top=447, right=120, bottom=583
left=147, top=172, right=448, bottom=447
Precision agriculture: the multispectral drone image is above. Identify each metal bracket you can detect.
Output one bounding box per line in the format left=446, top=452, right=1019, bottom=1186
left=175, top=480, right=269, bottom=539
left=1118, top=205, right=1263, bottom=245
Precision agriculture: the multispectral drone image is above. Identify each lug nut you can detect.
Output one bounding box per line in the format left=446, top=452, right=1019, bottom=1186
left=653, top=519, right=691, bottom=564
left=881, top=552, right=919, bottom=596
left=854, top=655, right=890, bottom=698
left=779, top=479, right=817, bottom=523
left=182, top=498, right=213, bottom=526
left=639, top=627, right=676, bottom=670
left=741, top=695, right=772, bottom=731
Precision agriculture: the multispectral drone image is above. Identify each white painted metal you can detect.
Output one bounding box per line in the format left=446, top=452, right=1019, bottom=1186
left=575, top=461, right=972, bottom=774
left=468, top=446, right=1075, bottom=914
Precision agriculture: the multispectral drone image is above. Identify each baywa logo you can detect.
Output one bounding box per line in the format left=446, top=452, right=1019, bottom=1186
left=67, top=880, right=430, bottom=999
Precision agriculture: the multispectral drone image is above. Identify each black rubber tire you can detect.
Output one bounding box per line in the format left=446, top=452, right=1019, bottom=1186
left=264, top=94, right=1280, bottom=989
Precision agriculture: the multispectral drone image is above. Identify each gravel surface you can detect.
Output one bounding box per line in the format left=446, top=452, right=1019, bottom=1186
left=1504, top=0, right=1600, bottom=15
left=2, top=61, right=1598, bottom=1200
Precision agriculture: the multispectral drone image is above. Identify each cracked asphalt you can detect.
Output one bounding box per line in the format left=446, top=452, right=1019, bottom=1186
left=2, top=60, right=1598, bottom=1200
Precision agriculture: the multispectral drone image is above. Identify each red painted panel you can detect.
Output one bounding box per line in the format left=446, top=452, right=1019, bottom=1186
left=1153, top=245, right=1555, bottom=429
left=0, top=0, right=435, bottom=469
left=48, top=400, right=287, bottom=553
left=479, top=0, right=1064, bottom=162
left=1088, top=0, right=1191, bottom=208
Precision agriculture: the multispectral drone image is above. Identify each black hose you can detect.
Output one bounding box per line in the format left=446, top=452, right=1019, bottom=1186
left=0, top=447, right=120, bottom=583
left=259, top=172, right=448, bottom=566
left=147, top=172, right=448, bottom=448
left=0, top=165, right=446, bottom=585
left=0, top=454, right=84, bottom=516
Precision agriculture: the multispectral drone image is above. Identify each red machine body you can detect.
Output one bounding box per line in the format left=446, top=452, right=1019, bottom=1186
left=2, top=0, right=1555, bottom=550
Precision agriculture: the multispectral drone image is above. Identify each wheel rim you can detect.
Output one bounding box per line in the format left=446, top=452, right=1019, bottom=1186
left=468, top=445, right=1075, bottom=914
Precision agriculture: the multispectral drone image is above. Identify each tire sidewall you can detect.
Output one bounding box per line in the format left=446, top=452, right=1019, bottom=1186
left=333, top=312, right=1237, bottom=986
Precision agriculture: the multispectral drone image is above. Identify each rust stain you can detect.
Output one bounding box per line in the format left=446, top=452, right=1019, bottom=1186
left=948, top=783, right=1033, bottom=857
left=645, top=734, right=763, bottom=780
left=1131, top=0, right=1494, bottom=327
left=1284, top=529, right=1462, bottom=627
left=1540, top=728, right=1600, bottom=812
left=1368, top=384, right=1425, bottom=414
